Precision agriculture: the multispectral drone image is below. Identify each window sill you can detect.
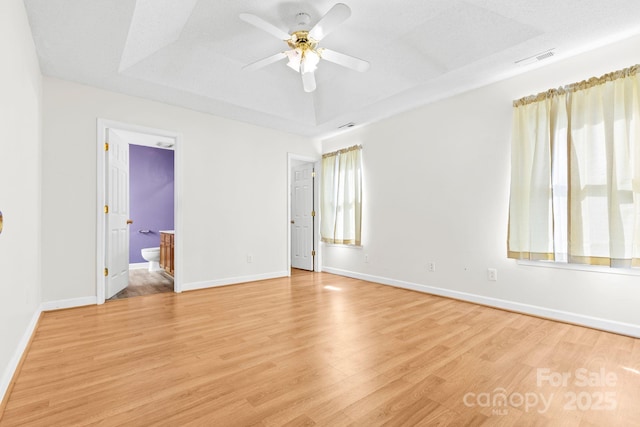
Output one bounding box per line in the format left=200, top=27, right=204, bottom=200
left=322, top=243, right=363, bottom=249
left=517, top=260, right=640, bottom=276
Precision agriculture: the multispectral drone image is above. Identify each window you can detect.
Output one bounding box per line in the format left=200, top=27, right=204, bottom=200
left=508, top=64, right=640, bottom=268
left=321, top=145, right=363, bottom=246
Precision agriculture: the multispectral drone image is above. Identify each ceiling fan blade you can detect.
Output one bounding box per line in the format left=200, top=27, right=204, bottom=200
left=320, top=48, right=370, bottom=72
left=301, top=71, right=316, bottom=93
left=239, top=13, right=291, bottom=40
left=308, top=3, right=351, bottom=41
left=243, top=52, right=287, bottom=71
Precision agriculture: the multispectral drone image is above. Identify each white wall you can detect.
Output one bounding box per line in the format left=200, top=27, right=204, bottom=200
left=42, top=78, right=320, bottom=301
left=0, top=0, right=42, bottom=401
left=322, top=34, right=640, bottom=333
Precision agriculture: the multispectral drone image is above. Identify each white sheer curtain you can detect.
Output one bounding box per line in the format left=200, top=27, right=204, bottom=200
left=321, top=145, right=362, bottom=245
left=508, top=65, right=640, bottom=267
left=569, top=70, right=640, bottom=266
left=508, top=95, right=562, bottom=260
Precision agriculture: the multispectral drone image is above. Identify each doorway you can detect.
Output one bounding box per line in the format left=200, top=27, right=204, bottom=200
left=97, top=120, right=182, bottom=304
left=288, top=154, right=320, bottom=273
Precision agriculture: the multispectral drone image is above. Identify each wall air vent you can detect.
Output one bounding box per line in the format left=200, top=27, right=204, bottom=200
left=515, top=48, right=555, bottom=66
left=338, top=122, right=356, bottom=129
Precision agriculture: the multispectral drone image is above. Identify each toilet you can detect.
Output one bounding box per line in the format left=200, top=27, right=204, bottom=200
left=141, top=247, right=161, bottom=272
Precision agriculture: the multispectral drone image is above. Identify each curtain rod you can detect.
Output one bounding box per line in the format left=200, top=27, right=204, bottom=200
left=322, top=144, right=362, bottom=158
left=513, top=63, right=639, bottom=107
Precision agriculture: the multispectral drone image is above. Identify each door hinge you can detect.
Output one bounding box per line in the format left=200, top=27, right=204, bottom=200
left=311, top=210, right=316, bottom=217
left=104, top=205, right=109, bottom=214
left=104, top=268, right=108, bottom=276
left=311, top=171, right=316, bottom=178
left=312, top=250, right=316, bottom=257
left=104, top=142, right=109, bottom=151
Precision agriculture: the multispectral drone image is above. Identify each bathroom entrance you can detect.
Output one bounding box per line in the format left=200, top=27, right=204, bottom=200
left=97, top=120, right=179, bottom=303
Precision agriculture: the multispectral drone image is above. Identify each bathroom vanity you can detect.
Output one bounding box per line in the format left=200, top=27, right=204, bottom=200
left=159, top=231, right=174, bottom=276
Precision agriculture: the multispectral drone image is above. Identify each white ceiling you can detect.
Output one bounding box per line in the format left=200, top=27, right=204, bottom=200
left=23, top=0, right=640, bottom=138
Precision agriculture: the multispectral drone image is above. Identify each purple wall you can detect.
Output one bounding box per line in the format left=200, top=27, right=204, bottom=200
left=129, top=144, right=174, bottom=263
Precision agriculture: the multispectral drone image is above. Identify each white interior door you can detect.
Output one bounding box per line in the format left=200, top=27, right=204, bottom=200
left=105, top=129, right=130, bottom=298
left=291, top=163, right=314, bottom=271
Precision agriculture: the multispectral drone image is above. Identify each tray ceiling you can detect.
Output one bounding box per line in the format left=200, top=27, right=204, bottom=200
left=24, top=0, right=640, bottom=138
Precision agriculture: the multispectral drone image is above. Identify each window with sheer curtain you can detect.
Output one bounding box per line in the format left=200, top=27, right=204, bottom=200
left=508, top=64, right=640, bottom=267
left=321, top=145, right=362, bottom=246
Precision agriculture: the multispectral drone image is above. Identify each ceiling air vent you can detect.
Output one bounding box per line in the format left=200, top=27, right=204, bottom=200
left=515, top=48, right=555, bottom=66
left=535, top=51, right=554, bottom=61
left=338, top=122, right=356, bottom=129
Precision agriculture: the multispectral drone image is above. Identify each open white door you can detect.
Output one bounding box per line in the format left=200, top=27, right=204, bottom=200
left=291, top=163, right=314, bottom=271
left=105, top=129, right=130, bottom=299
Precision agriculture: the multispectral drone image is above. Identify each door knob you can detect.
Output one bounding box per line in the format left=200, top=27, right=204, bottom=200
left=291, top=220, right=295, bottom=224
left=126, top=219, right=133, bottom=225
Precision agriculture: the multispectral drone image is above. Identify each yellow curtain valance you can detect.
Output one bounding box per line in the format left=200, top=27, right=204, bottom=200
left=322, top=144, right=362, bottom=159
left=513, top=64, right=640, bottom=107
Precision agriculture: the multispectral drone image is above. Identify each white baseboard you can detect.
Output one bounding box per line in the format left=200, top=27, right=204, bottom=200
left=129, top=262, right=148, bottom=270
left=0, top=307, right=41, bottom=406
left=322, top=267, right=640, bottom=338
left=182, top=271, right=289, bottom=292
left=40, top=296, right=97, bottom=312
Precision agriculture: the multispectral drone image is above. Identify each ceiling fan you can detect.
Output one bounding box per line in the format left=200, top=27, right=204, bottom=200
left=240, top=3, right=370, bottom=93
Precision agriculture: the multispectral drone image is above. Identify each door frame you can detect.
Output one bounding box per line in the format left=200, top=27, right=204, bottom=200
left=96, top=119, right=183, bottom=304
left=287, top=153, right=321, bottom=273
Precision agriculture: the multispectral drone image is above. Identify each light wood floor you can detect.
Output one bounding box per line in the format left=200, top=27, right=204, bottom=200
left=108, top=269, right=174, bottom=300
left=1, top=270, right=639, bottom=426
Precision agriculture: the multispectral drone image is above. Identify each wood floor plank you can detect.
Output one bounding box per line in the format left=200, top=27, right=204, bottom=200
left=1, top=270, right=638, bottom=426
left=108, top=269, right=174, bottom=300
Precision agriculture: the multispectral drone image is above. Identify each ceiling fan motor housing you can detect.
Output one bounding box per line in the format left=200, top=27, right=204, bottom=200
left=288, top=31, right=318, bottom=52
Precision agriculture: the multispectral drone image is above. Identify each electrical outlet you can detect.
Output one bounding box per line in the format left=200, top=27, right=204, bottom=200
left=487, top=268, right=497, bottom=281
left=428, top=262, right=436, bottom=272
left=247, top=253, right=253, bottom=263
left=364, top=254, right=369, bottom=263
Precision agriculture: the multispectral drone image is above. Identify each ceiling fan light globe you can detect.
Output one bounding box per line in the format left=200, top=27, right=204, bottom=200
left=285, top=49, right=302, bottom=71
left=301, top=64, right=317, bottom=74
left=301, top=50, right=320, bottom=74
left=287, top=61, right=300, bottom=72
